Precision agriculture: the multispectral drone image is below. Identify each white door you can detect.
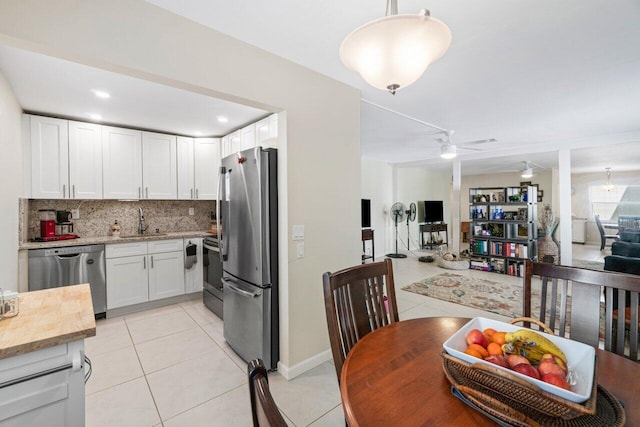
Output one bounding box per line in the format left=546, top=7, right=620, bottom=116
left=29, top=115, right=69, bottom=199
left=184, top=238, right=203, bottom=294
left=177, top=136, right=195, bottom=200
left=240, top=124, right=256, bottom=151
left=194, top=138, right=220, bottom=200
left=106, top=255, right=149, bottom=309
left=69, top=120, right=102, bottom=199
left=102, top=126, right=143, bottom=199
left=142, top=131, right=177, bottom=199
left=148, top=251, right=185, bottom=300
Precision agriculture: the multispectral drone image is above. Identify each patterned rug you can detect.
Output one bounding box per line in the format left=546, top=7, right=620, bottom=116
left=402, top=273, right=553, bottom=319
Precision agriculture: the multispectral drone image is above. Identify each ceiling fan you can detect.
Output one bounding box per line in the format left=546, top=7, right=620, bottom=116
left=435, top=130, right=497, bottom=159
left=520, top=161, right=547, bottom=178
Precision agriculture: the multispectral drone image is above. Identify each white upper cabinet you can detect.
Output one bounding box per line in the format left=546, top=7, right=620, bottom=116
left=177, top=136, right=195, bottom=200
left=28, top=115, right=69, bottom=199
left=228, top=130, right=241, bottom=155
left=220, top=135, right=230, bottom=159
left=194, top=138, right=220, bottom=200
left=240, top=124, right=256, bottom=151
left=68, top=120, right=102, bottom=199
left=142, top=131, right=177, bottom=199
left=255, top=114, right=278, bottom=148
left=102, top=125, right=143, bottom=199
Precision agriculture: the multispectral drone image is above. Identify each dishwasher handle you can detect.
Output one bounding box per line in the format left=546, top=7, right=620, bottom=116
left=56, top=253, right=81, bottom=259
left=222, top=278, right=261, bottom=298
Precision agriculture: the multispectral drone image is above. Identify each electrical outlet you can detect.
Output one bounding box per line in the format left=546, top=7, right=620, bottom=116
left=71, top=209, right=80, bottom=219
left=296, top=242, right=304, bottom=258
left=188, top=207, right=195, bottom=216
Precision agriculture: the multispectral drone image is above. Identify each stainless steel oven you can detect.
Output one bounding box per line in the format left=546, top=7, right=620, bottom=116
left=203, top=235, right=223, bottom=319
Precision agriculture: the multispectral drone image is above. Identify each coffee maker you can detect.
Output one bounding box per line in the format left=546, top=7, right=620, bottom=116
left=38, top=209, right=56, bottom=238
left=55, top=210, right=75, bottom=236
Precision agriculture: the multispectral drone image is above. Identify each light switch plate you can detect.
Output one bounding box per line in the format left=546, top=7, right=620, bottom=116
left=71, top=209, right=79, bottom=219
left=188, top=207, right=195, bottom=216
left=296, top=242, right=304, bottom=258
left=292, top=225, right=305, bottom=240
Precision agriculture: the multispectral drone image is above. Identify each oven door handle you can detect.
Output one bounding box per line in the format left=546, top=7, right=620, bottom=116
left=203, top=242, right=219, bottom=253
left=223, top=278, right=261, bottom=298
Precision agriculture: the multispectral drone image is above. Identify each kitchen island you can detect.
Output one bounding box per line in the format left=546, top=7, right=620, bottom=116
left=0, top=284, right=96, bottom=426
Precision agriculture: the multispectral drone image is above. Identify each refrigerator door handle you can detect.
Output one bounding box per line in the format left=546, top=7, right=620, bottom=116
left=217, top=166, right=227, bottom=262
left=223, top=278, right=261, bottom=298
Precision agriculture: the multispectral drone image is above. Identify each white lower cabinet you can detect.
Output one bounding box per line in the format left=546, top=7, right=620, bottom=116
left=0, top=341, right=86, bottom=427
left=184, top=238, right=203, bottom=294
left=106, top=239, right=184, bottom=309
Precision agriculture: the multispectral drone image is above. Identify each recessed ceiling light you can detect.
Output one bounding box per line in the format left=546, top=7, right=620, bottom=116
left=86, top=113, right=102, bottom=121
left=91, top=90, right=110, bottom=99
left=217, top=116, right=228, bottom=123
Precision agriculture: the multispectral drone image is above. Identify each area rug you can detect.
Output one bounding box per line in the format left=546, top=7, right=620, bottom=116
left=402, top=273, right=558, bottom=320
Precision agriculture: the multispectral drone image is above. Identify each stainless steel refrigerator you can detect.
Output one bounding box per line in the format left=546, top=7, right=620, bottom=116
left=219, top=146, right=279, bottom=370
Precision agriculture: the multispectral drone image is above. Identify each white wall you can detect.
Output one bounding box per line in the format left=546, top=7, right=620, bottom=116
left=361, top=158, right=393, bottom=260
left=396, top=167, right=451, bottom=252
left=571, top=170, right=640, bottom=244
left=0, top=71, right=23, bottom=291
left=0, top=0, right=360, bottom=376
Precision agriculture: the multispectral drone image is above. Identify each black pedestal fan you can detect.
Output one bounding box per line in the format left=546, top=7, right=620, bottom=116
left=386, top=202, right=407, bottom=258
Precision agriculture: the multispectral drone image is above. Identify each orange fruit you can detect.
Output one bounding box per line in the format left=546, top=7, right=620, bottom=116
left=467, top=343, right=489, bottom=358
left=483, top=328, right=497, bottom=341
left=464, top=347, right=483, bottom=359
left=492, top=331, right=507, bottom=346
left=487, top=342, right=503, bottom=356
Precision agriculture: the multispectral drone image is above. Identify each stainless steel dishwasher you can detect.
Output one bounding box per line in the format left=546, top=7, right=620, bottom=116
left=28, top=244, right=107, bottom=317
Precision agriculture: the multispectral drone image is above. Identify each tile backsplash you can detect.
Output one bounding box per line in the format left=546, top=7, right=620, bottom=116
left=21, top=199, right=216, bottom=242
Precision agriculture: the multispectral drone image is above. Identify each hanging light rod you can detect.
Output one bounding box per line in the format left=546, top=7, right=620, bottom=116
left=360, top=99, right=448, bottom=132
left=340, top=0, right=452, bottom=94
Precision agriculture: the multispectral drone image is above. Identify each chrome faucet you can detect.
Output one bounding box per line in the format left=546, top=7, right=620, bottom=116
left=138, top=207, right=149, bottom=235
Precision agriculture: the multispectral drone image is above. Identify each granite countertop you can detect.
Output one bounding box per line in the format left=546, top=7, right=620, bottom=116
left=0, top=284, right=96, bottom=359
left=19, top=230, right=212, bottom=250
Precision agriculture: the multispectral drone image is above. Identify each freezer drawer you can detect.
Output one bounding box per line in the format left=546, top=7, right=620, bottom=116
left=222, top=276, right=276, bottom=370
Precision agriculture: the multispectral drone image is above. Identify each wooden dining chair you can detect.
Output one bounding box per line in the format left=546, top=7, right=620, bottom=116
left=595, top=215, right=620, bottom=250
left=523, top=259, right=639, bottom=361
left=248, top=359, right=287, bottom=427
left=323, top=258, right=399, bottom=382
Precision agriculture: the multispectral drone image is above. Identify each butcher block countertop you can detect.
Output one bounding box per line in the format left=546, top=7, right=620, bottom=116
left=0, top=284, right=96, bottom=359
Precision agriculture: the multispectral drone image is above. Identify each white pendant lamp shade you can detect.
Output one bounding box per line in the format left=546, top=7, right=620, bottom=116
left=340, top=11, right=451, bottom=94
left=521, top=167, right=533, bottom=178
left=440, top=144, right=456, bottom=159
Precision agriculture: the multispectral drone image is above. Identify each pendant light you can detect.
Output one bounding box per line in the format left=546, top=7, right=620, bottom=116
left=603, top=167, right=615, bottom=191
left=340, top=0, right=452, bottom=95
left=440, top=144, right=457, bottom=159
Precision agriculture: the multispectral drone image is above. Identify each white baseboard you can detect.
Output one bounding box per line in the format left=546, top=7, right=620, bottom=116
left=277, top=349, right=332, bottom=380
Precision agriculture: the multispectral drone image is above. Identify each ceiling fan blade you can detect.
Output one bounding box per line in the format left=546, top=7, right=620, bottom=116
left=459, top=138, right=497, bottom=146
left=458, top=146, right=483, bottom=152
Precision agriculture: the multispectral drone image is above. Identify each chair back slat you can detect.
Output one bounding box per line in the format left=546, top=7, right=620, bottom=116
left=323, top=258, right=399, bottom=382
left=524, top=260, right=640, bottom=362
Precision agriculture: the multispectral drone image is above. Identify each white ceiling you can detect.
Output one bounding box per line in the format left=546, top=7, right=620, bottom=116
left=1, top=0, right=639, bottom=175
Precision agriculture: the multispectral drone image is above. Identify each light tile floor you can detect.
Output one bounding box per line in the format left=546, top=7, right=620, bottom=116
left=85, top=244, right=601, bottom=426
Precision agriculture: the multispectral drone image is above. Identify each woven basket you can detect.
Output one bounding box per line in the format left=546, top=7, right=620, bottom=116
left=442, top=352, right=598, bottom=420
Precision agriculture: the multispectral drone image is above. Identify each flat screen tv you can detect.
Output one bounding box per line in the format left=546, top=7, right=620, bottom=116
left=361, top=199, right=371, bottom=228
left=423, top=200, right=444, bottom=223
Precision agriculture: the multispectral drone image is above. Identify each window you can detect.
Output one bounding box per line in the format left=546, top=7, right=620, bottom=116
left=590, top=185, right=640, bottom=220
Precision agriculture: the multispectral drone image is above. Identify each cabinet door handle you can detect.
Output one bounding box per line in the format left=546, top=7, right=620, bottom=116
left=72, top=184, right=75, bottom=198
left=151, top=255, right=154, bottom=268
left=196, top=188, right=199, bottom=199
left=190, top=188, right=193, bottom=199
left=143, top=257, right=146, bottom=269
left=63, top=184, right=66, bottom=198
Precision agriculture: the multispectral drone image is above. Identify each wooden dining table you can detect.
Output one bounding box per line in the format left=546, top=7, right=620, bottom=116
left=340, top=317, right=639, bottom=426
